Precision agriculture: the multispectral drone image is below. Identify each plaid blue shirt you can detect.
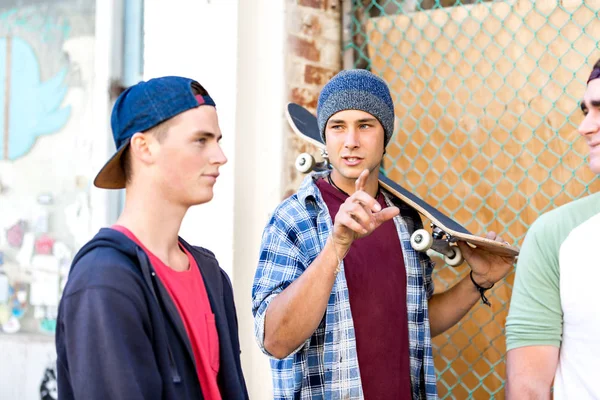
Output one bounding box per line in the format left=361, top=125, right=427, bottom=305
left=252, top=172, right=437, bottom=400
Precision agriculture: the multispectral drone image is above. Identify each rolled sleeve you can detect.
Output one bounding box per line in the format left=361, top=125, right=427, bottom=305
left=252, top=217, right=310, bottom=358
left=506, top=216, right=562, bottom=351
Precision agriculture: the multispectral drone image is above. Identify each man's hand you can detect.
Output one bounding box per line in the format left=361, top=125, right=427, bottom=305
left=458, top=232, right=516, bottom=287
left=331, top=169, right=399, bottom=254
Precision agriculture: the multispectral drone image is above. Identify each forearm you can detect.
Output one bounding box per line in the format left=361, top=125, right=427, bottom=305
left=505, top=377, right=552, bottom=400
left=428, top=274, right=481, bottom=337
left=264, top=237, right=345, bottom=358
left=506, top=347, right=557, bottom=400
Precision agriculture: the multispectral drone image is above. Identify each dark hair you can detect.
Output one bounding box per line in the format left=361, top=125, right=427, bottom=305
left=121, top=82, right=208, bottom=185
left=586, top=58, right=600, bottom=84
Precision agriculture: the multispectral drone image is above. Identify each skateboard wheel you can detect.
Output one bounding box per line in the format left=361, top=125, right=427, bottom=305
left=410, top=229, right=433, bottom=252
left=295, top=153, right=315, bottom=173
left=444, top=246, right=463, bottom=267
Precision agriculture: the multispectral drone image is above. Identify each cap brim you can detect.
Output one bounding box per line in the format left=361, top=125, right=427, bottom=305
left=93, top=142, right=129, bottom=189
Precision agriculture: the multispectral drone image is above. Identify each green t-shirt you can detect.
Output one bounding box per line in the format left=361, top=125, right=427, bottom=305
left=506, top=191, right=600, bottom=398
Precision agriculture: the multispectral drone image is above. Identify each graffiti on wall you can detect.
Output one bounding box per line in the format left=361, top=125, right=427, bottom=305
left=0, top=6, right=74, bottom=161
left=0, top=2, right=95, bottom=340
left=0, top=36, right=71, bottom=160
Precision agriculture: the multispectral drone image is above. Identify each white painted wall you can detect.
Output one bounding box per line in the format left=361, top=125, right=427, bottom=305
left=0, top=335, right=55, bottom=400
left=144, top=0, right=239, bottom=279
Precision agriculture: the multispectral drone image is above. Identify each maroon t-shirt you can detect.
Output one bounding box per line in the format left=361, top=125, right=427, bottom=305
left=316, top=178, right=412, bottom=399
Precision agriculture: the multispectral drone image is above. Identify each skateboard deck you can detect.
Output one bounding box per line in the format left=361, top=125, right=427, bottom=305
left=286, top=103, right=519, bottom=265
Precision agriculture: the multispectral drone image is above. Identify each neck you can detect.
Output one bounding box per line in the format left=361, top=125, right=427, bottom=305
left=330, top=167, right=380, bottom=197
left=115, top=184, right=188, bottom=264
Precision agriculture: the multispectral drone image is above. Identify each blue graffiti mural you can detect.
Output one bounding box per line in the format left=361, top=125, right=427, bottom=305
left=0, top=36, right=70, bottom=161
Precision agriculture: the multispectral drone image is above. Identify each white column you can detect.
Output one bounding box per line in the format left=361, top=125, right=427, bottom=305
left=144, top=1, right=286, bottom=395
left=89, top=0, right=123, bottom=233
left=234, top=0, right=287, bottom=397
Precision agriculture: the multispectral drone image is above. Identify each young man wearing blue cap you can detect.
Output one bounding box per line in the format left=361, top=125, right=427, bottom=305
left=252, top=69, right=515, bottom=399
left=56, top=77, right=248, bottom=400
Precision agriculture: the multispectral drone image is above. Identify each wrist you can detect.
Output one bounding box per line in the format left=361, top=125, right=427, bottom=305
left=327, top=234, right=350, bottom=275
left=330, top=230, right=352, bottom=258
left=470, top=272, right=494, bottom=289
left=469, top=271, right=494, bottom=307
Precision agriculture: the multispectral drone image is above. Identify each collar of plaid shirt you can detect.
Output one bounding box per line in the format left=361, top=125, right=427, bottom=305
left=253, top=171, right=438, bottom=400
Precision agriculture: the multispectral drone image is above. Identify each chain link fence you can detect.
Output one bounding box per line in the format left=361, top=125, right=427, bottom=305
left=347, top=0, right=600, bottom=397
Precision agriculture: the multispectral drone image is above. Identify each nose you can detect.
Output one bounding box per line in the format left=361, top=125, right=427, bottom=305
left=344, top=127, right=360, bottom=150
left=578, top=111, right=600, bottom=138
left=211, top=143, right=228, bottom=166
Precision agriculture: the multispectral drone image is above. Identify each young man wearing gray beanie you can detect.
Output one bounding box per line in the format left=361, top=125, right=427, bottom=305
left=252, top=69, right=514, bottom=399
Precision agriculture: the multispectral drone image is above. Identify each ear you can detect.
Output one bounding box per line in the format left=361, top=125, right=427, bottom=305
left=129, top=132, right=157, bottom=165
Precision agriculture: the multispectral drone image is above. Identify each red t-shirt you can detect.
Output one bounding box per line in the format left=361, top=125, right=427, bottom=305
left=112, top=225, right=221, bottom=400
left=315, top=179, right=412, bottom=399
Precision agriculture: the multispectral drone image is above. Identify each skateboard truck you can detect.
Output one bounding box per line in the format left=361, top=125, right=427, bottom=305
left=295, top=150, right=330, bottom=173
left=410, top=226, right=464, bottom=267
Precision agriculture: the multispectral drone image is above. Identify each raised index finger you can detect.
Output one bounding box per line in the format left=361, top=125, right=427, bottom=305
left=355, top=169, right=369, bottom=193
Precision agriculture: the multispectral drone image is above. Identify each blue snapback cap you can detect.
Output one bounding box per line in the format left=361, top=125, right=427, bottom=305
left=93, top=76, right=216, bottom=189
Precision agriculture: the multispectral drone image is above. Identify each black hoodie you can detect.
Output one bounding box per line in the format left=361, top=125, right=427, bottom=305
left=55, top=228, right=248, bottom=400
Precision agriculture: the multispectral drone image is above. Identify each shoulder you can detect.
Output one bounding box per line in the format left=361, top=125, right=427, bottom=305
left=64, top=246, right=144, bottom=298
left=526, top=192, right=600, bottom=247
left=264, top=192, right=317, bottom=238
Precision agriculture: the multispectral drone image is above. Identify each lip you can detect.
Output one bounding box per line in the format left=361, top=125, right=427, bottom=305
left=341, top=156, right=363, bottom=167
left=202, top=173, right=219, bottom=181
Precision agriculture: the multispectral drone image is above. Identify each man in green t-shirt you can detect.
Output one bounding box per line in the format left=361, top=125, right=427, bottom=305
left=506, top=58, right=600, bottom=399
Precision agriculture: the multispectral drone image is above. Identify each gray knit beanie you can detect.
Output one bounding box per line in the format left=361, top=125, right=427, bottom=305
left=317, top=69, right=395, bottom=147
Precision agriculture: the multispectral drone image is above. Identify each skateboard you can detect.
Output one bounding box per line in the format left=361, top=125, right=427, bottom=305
left=286, top=102, right=519, bottom=266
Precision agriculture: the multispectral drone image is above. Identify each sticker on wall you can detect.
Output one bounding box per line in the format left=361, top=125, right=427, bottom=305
left=6, top=219, right=26, bottom=248
left=40, top=318, right=56, bottom=334
left=32, top=205, right=50, bottom=234
left=35, top=235, right=55, bottom=255
left=46, top=305, right=58, bottom=320
left=65, top=192, right=91, bottom=246
left=31, top=254, right=59, bottom=272
left=2, top=314, right=21, bottom=333
left=0, top=303, right=9, bottom=325
left=34, top=305, right=45, bottom=319
left=0, top=272, right=8, bottom=304
left=30, top=271, right=59, bottom=307
left=53, top=241, right=72, bottom=264
left=9, top=284, right=27, bottom=319
left=16, top=232, right=35, bottom=266
left=0, top=36, right=71, bottom=161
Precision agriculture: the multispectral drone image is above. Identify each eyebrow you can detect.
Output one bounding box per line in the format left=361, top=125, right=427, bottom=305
left=193, top=130, right=222, bottom=140
left=357, top=118, right=378, bottom=123
left=327, top=118, right=378, bottom=125
left=581, top=99, right=600, bottom=111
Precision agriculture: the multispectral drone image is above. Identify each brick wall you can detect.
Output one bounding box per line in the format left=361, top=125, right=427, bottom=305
left=283, top=0, right=342, bottom=196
